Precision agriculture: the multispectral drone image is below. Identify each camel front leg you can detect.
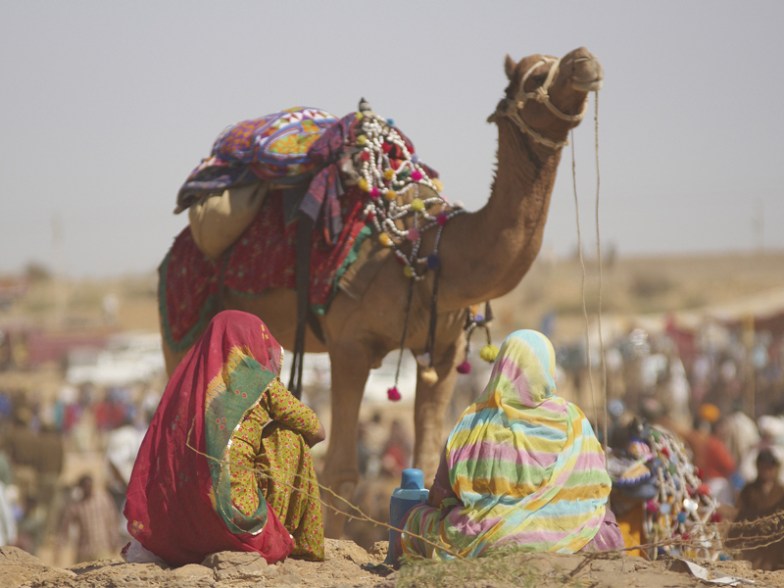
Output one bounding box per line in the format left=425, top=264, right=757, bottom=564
left=412, top=338, right=462, bottom=482
left=320, top=341, right=374, bottom=538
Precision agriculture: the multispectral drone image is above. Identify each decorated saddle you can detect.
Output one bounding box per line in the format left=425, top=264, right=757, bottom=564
left=607, top=420, right=723, bottom=561
left=160, top=102, right=463, bottom=354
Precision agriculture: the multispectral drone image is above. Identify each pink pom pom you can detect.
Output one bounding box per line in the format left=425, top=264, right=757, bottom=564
left=370, top=186, right=380, bottom=199
left=456, top=360, right=472, bottom=374
left=387, top=387, right=402, bottom=401
left=410, top=170, right=423, bottom=182
left=437, top=212, right=449, bottom=226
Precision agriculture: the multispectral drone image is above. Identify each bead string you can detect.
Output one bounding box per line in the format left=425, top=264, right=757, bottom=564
left=353, top=109, right=465, bottom=280
left=349, top=106, right=470, bottom=401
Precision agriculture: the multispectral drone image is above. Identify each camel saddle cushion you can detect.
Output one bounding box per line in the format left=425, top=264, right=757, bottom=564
left=160, top=187, right=371, bottom=352
left=187, top=182, right=267, bottom=260
left=175, top=107, right=338, bottom=214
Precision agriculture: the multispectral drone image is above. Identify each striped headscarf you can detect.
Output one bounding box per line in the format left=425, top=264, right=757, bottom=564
left=416, top=330, right=611, bottom=558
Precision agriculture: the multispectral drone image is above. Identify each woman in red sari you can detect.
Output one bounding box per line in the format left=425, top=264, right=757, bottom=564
left=124, top=310, right=325, bottom=565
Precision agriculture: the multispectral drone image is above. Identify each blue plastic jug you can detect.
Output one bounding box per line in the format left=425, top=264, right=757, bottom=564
left=385, top=467, right=429, bottom=565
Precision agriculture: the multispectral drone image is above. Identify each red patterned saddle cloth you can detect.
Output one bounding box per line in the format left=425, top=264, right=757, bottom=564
left=160, top=188, right=370, bottom=352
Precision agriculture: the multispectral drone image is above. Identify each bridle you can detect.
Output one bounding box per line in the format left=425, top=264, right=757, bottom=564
left=489, top=56, right=589, bottom=150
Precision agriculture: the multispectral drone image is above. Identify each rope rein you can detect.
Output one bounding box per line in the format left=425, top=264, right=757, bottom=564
left=593, top=95, right=609, bottom=450
left=570, top=91, right=607, bottom=448
left=569, top=133, right=600, bottom=436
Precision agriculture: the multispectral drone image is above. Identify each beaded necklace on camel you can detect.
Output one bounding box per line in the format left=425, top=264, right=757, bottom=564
left=351, top=104, right=497, bottom=400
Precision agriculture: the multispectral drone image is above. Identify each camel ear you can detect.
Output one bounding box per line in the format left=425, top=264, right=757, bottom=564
left=504, top=54, right=517, bottom=80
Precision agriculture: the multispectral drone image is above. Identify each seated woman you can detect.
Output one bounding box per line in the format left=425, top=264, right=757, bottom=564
left=124, top=310, right=325, bottom=566
left=401, top=329, right=622, bottom=559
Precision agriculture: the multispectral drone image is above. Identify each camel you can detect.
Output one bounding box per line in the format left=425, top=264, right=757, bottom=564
left=159, top=47, right=603, bottom=537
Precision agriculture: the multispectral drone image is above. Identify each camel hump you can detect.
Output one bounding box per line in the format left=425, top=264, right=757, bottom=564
left=175, top=107, right=339, bottom=214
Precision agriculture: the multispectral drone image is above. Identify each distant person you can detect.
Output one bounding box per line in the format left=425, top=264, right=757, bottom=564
left=739, top=414, right=784, bottom=485
left=380, top=419, right=412, bottom=479
left=124, top=311, right=325, bottom=566
left=0, top=449, right=17, bottom=546
left=401, top=330, right=622, bottom=559
left=58, top=474, right=121, bottom=563
left=106, top=414, right=145, bottom=511
left=106, top=413, right=146, bottom=543
left=682, top=404, right=737, bottom=505
left=729, top=448, right=784, bottom=570
left=36, top=416, right=65, bottom=543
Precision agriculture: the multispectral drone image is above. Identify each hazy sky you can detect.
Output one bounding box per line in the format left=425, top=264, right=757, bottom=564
left=2, top=1, right=783, bottom=277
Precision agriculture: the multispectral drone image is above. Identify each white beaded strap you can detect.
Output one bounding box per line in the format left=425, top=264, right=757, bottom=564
left=502, top=101, right=568, bottom=150
left=518, top=57, right=588, bottom=123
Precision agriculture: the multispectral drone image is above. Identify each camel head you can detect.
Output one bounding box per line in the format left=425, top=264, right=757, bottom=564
left=494, top=47, right=603, bottom=150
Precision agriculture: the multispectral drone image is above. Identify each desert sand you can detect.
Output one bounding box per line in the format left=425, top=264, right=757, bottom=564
left=3, top=539, right=784, bottom=588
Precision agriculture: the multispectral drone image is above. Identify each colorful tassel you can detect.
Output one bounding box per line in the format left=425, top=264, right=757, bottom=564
left=420, top=367, right=438, bottom=385
left=479, top=344, right=499, bottom=363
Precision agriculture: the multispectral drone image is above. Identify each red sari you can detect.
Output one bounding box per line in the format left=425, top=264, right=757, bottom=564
left=124, top=310, right=294, bottom=565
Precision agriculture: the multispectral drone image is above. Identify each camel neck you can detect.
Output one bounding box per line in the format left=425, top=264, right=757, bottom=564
left=437, top=118, right=562, bottom=309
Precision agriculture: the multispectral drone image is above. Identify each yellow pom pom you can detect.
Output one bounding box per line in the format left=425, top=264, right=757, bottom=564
left=384, top=189, right=397, bottom=201
left=384, top=168, right=395, bottom=181
left=411, top=198, right=425, bottom=212
left=432, top=179, right=444, bottom=192
left=358, top=178, right=370, bottom=192
left=357, top=135, right=368, bottom=146
left=355, top=112, right=363, bottom=120
left=479, top=344, right=499, bottom=363
left=420, top=367, right=438, bottom=385
left=378, top=233, right=393, bottom=247
left=403, top=266, right=414, bottom=278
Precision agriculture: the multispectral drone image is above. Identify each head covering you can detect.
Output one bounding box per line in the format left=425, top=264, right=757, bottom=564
left=124, top=310, right=293, bottom=565
left=433, top=330, right=611, bottom=557
left=698, top=403, right=721, bottom=424
left=757, top=447, right=781, bottom=467
left=758, top=415, right=784, bottom=444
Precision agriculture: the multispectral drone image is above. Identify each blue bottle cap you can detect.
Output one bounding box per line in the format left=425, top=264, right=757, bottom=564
left=401, top=468, right=425, bottom=490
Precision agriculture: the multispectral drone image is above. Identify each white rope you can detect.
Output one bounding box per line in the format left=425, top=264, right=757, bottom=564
left=593, top=94, right=609, bottom=449
left=519, top=57, right=589, bottom=123
left=570, top=90, right=607, bottom=447
left=504, top=107, right=569, bottom=150
left=570, top=131, right=600, bottom=435
left=490, top=56, right=589, bottom=150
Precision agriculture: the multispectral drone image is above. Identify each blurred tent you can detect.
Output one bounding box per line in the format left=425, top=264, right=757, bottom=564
left=65, top=332, right=164, bottom=387
left=579, top=287, right=784, bottom=369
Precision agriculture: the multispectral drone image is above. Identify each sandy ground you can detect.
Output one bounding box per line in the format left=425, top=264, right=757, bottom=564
left=3, top=540, right=784, bottom=588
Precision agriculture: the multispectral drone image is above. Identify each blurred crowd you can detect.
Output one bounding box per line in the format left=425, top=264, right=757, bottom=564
left=0, top=382, right=159, bottom=563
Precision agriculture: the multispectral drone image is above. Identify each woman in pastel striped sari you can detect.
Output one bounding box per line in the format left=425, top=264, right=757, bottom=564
left=401, top=329, right=622, bottom=560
